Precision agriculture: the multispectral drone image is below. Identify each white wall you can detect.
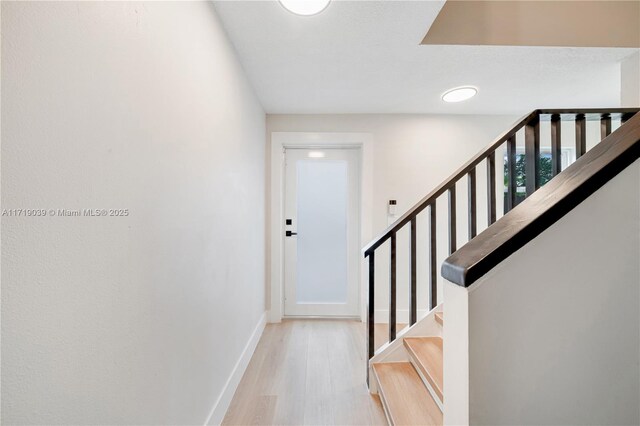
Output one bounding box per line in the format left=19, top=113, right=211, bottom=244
left=1, top=2, right=266, bottom=424
left=446, top=160, right=639, bottom=425
left=267, top=114, right=517, bottom=323
left=621, top=51, right=640, bottom=107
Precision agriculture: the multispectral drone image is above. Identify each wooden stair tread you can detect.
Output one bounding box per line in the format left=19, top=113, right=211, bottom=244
left=403, top=337, right=444, bottom=403
left=372, top=362, right=442, bottom=426
left=434, top=312, right=443, bottom=326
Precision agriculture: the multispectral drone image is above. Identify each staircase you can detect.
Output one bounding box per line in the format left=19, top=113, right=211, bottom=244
left=364, top=108, right=640, bottom=425
left=370, top=308, right=444, bottom=425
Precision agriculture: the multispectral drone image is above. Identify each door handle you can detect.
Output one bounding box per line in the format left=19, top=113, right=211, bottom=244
left=286, top=231, right=298, bottom=237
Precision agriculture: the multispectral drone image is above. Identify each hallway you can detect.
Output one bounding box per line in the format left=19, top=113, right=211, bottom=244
left=4, top=1, right=639, bottom=424
left=222, top=320, right=388, bottom=425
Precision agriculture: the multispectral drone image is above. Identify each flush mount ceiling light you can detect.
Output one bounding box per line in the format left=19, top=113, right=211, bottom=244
left=442, top=86, right=478, bottom=103
left=279, top=0, right=331, bottom=16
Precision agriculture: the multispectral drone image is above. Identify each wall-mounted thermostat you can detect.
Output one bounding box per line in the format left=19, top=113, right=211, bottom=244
left=388, top=199, right=397, bottom=216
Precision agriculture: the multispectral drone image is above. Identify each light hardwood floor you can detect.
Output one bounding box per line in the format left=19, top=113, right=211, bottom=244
left=222, top=320, right=396, bottom=425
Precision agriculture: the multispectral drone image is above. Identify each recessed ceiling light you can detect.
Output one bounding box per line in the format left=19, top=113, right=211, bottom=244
left=308, top=151, right=326, bottom=158
left=442, top=86, right=478, bottom=103
left=279, top=0, right=331, bottom=16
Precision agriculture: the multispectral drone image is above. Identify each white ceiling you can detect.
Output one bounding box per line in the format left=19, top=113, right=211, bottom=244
left=213, top=0, right=638, bottom=115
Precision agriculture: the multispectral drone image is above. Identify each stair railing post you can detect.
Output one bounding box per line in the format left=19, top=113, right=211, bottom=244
left=448, top=186, right=457, bottom=254
left=601, top=113, right=612, bottom=140
left=525, top=115, right=540, bottom=196
left=366, top=251, right=375, bottom=385
left=429, top=202, right=437, bottom=310
left=506, top=135, right=517, bottom=213
left=467, top=169, right=477, bottom=239
left=389, top=232, right=397, bottom=342
left=575, top=113, right=586, bottom=159
left=622, top=112, right=635, bottom=124
left=486, top=151, right=496, bottom=225
left=551, top=113, right=562, bottom=177
left=409, top=218, right=417, bottom=326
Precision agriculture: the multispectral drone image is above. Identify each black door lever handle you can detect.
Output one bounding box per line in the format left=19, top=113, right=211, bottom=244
left=286, top=231, right=298, bottom=237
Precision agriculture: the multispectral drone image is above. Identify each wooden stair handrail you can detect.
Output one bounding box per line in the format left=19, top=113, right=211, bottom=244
left=442, top=111, right=640, bottom=287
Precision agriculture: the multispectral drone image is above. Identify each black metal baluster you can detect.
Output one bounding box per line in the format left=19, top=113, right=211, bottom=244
left=389, top=232, right=396, bottom=342
left=409, top=218, right=417, bottom=326
left=468, top=169, right=477, bottom=239
left=525, top=116, right=540, bottom=196
left=367, top=251, right=375, bottom=384
left=551, top=114, right=562, bottom=176
left=575, top=113, right=586, bottom=159
left=601, top=113, right=611, bottom=140
left=622, top=112, right=635, bottom=124
left=486, top=152, right=496, bottom=225
left=448, top=186, right=456, bottom=254
left=506, top=135, right=517, bottom=213
left=429, top=202, right=437, bottom=309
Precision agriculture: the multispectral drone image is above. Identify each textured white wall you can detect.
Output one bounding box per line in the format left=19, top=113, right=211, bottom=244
left=1, top=2, right=266, bottom=424
left=621, top=51, right=640, bottom=107
left=463, top=160, right=640, bottom=425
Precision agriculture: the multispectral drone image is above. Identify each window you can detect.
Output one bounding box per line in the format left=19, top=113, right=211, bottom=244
left=504, top=147, right=575, bottom=206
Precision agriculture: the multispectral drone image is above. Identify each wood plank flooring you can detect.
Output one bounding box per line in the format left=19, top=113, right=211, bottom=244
left=222, top=319, right=388, bottom=425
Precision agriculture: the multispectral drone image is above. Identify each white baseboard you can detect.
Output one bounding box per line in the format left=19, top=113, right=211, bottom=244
left=204, top=311, right=267, bottom=426
left=374, top=309, right=430, bottom=324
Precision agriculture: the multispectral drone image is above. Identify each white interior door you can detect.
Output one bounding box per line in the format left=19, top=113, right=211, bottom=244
left=284, top=148, right=360, bottom=317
